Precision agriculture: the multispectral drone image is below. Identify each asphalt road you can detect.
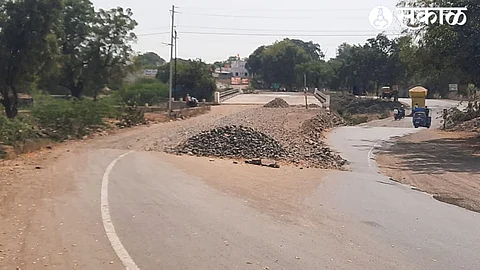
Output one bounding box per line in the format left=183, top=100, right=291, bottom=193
left=223, top=92, right=321, bottom=106
left=92, top=98, right=480, bottom=270
left=321, top=98, right=480, bottom=270
left=10, top=98, right=478, bottom=269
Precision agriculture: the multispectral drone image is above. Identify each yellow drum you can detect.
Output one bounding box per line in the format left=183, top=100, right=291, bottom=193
left=409, top=86, right=428, bottom=108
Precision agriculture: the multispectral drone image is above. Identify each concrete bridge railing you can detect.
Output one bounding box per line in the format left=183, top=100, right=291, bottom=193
left=314, top=89, right=331, bottom=109
left=214, top=89, right=242, bottom=104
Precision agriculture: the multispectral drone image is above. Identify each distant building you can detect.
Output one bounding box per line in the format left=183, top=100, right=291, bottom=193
left=230, top=60, right=249, bottom=78
left=212, top=60, right=249, bottom=79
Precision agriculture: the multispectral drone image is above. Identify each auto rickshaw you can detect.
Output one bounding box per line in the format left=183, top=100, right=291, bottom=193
left=412, top=107, right=431, bottom=128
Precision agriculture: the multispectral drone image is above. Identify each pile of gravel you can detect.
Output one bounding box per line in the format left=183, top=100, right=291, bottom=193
left=285, top=112, right=347, bottom=169
left=171, top=125, right=287, bottom=159
left=167, top=109, right=348, bottom=170
left=301, top=112, right=345, bottom=140
left=264, top=98, right=290, bottom=108
left=450, top=117, right=480, bottom=132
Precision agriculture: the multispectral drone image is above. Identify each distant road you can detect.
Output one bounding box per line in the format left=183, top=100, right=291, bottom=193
left=223, top=91, right=321, bottom=106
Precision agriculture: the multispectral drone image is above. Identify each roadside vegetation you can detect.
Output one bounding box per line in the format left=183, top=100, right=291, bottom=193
left=444, top=99, right=480, bottom=132
left=114, top=78, right=169, bottom=106
left=329, top=93, right=402, bottom=125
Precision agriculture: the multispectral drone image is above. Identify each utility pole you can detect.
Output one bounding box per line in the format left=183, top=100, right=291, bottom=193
left=174, top=29, right=178, bottom=96
left=304, top=73, right=308, bottom=109
left=168, top=5, right=176, bottom=116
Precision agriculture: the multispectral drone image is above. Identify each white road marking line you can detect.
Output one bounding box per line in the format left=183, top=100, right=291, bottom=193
left=101, top=151, right=139, bottom=270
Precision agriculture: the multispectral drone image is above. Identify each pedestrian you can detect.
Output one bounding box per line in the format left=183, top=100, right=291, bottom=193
left=443, top=109, right=448, bottom=129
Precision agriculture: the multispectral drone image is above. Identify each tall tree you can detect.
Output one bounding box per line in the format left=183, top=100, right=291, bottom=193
left=82, top=7, right=138, bottom=99
left=58, top=1, right=137, bottom=98
left=0, top=0, right=63, bottom=118
left=247, top=39, right=317, bottom=89
left=57, top=0, right=96, bottom=98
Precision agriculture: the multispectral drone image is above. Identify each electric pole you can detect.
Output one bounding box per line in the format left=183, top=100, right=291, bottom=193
left=304, top=73, right=308, bottom=109
left=174, top=29, right=178, bottom=96
left=168, top=5, right=176, bottom=116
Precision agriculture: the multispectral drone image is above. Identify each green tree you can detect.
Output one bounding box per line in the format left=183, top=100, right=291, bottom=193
left=135, top=52, right=165, bottom=70
left=247, top=39, right=316, bottom=89
left=0, top=0, right=63, bottom=118
left=157, top=59, right=216, bottom=101
left=398, top=0, right=480, bottom=96
left=57, top=1, right=137, bottom=99
left=82, top=7, right=138, bottom=99
left=286, top=39, right=324, bottom=60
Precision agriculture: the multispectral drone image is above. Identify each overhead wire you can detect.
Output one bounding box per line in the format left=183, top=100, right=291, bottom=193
left=176, top=25, right=395, bottom=34
left=177, top=6, right=372, bottom=12
left=165, top=31, right=401, bottom=37
left=178, top=12, right=365, bottom=20
left=135, top=31, right=400, bottom=38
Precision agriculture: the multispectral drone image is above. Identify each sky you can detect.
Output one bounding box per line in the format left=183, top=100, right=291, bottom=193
left=92, top=0, right=403, bottom=63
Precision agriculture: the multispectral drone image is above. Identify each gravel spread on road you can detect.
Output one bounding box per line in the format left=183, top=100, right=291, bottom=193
left=161, top=107, right=346, bottom=169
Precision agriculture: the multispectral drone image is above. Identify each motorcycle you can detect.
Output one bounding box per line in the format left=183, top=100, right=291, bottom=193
left=393, top=107, right=405, bottom=120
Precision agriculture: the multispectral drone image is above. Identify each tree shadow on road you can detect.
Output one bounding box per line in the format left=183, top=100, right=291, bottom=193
left=380, top=135, right=480, bottom=174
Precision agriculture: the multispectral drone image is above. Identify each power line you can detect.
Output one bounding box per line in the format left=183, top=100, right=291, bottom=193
left=176, top=35, right=343, bottom=46
left=178, top=6, right=373, bottom=12
left=135, top=31, right=400, bottom=38
left=178, top=12, right=365, bottom=20
left=178, top=31, right=401, bottom=37
left=177, top=25, right=395, bottom=34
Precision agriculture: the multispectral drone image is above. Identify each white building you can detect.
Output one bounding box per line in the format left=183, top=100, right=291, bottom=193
left=230, top=60, right=249, bottom=78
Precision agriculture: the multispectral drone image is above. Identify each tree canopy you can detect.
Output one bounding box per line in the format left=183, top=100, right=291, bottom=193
left=157, top=59, right=216, bottom=101
left=135, top=52, right=165, bottom=69
left=0, top=0, right=137, bottom=117
left=247, top=39, right=327, bottom=90
left=245, top=0, right=479, bottom=98
left=0, top=0, right=63, bottom=118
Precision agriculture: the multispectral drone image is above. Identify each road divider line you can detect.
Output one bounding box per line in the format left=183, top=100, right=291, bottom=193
left=101, top=151, right=139, bottom=270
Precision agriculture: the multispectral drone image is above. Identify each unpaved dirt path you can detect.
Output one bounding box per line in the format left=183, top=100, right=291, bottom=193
left=377, top=129, right=480, bottom=212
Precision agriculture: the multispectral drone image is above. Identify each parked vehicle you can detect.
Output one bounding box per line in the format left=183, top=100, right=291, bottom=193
left=380, top=86, right=393, bottom=99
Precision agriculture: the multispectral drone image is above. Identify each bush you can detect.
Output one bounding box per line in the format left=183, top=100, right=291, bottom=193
left=0, top=115, right=37, bottom=146
left=114, top=79, right=169, bottom=106
left=116, top=105, right=146, bottom=128
left=331, top=92, right=401, bottom=119
left=31, top=97, right=114, bottom=140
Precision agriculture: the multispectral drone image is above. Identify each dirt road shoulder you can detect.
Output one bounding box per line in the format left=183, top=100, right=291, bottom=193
left=377, top=129, right=480, bottom=212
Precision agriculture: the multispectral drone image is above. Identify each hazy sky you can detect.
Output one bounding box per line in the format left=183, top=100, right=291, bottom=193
left=92, top=0, right=402, bottom=63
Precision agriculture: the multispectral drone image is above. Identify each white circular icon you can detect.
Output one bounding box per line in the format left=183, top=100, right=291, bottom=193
left=369, top=6, right=393, bottom=30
